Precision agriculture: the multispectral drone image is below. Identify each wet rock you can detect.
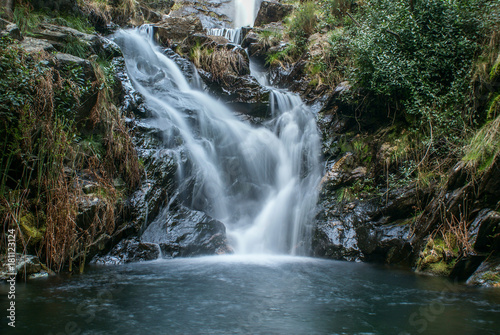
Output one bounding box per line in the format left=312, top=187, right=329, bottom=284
left=155, top=16, right=204, bottom=44
left=466, top=256, right=500, bottom=287
left=449, top=256, right=486, bottom=282
left=92, top=239, right=160, bottom=265
left=254, top=1, right=294, bottom=27
left=0, top=254, right=53, bottom=280
left=200, top=71, right=271, bottom=117
left=178, top=33, right=270, bottom=116
left=142, top=205, right=232, bottom=257
left=471, top=209, right=500, bottom=252
left=313, top=187, right=416, bottom=265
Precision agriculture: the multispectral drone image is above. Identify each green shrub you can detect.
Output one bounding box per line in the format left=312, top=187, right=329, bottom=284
left=351, top=0, right=492, bottom=142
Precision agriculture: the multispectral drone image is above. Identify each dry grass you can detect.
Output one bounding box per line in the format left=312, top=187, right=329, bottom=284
left=0, top=43, right=141, bottom=273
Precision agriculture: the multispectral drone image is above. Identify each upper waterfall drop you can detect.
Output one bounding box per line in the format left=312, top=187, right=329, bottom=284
left=234, top=0, right=259, bottom=27
left=114, top=26, right=321, bottom=255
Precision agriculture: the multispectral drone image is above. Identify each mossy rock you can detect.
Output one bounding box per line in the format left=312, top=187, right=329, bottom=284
left=489, top=53, right=500, bottom=83
left=19, top=213, right=45, bottom=244
left=416, top=237, right=458, bottom=276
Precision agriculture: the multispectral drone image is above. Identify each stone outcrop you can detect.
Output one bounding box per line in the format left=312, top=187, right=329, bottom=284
left=254, top=0, right=294, bottom=27
left=155, top=16, right=204, bottom=44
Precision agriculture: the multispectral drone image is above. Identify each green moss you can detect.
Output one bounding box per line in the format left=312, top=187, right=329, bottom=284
left=487, top=93, right=500, bottom=120
left=19, top=213, right=45, bottom=244
left=417, top=236, right=458, bottom=276
left=428, top=260, right=454, bottom=277
left=481, top=272, right=500, bottom=284
left=489, top=55, right=500, bottom=82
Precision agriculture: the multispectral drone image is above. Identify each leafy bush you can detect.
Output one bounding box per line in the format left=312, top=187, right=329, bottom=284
left=351, top=0, right=492, bottom=140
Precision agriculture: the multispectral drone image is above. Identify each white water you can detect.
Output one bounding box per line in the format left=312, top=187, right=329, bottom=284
left=114, top=27, right=321, bottom=255
left=206, top=27, right=242, bottom=44
left=234, top=0, right=258, bottom=27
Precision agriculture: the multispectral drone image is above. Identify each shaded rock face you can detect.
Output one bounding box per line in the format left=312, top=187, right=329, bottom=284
left=254, top=0, right=293, bottom=27
left=155, top=16, right=204, bottom=44
left=167, top=0, right=233, bottom=28
left=313, top=188, right=417, bottom=264
left=141, top=205, right=232, bottom=258
left=92, top=239, right=161, bottom=265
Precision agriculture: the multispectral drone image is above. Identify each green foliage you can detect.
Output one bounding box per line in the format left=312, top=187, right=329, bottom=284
left=351, top=0, right=492, bottom=142
left=462, top=114, right=500, bottom=170
left=319, top=0, right=355, bottom=27
left=12, top=2, right=43, bottom=33
left=288, top=1, right=318, bottom=50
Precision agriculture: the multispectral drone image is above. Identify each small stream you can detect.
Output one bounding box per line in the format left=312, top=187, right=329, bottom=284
left=5, top=256, right=500, bottom=334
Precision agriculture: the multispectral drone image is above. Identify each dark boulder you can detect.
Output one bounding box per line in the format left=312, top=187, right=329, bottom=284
left=141, top=205, right=232, bottom=258
left=155, top=16, right=204, bottom=44
left=92, top=239, right=161, bottom=265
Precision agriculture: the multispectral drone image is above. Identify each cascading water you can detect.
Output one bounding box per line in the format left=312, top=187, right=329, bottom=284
left=114, top=26, right=321, bottom=255
left=206, top=0, right=261, bottom=44
left=206, top=28, right=243, bottom=44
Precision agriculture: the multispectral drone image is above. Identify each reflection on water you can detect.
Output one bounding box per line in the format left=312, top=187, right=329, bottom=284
left=2, top=256, right=499, bottom=335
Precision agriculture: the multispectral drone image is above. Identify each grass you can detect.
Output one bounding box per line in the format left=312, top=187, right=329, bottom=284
left=462, top=115, right=500, bottom=171
left=0, top=36, right=141, bottom=273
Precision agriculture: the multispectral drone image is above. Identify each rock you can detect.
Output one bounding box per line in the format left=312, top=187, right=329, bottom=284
left=178, top=33, right=270, bottom=117
left=34, top=23, right=97, bottom=44
left=466, top=256, right=500, bottom=287
left=141, top=6, right=163, bottom=23
left=313, top=186, right=416, bottom=264
left=155, top=16, right=204, bottom=44
left=54, top=53, right=95, bottom=80
left=0, top=254, right=53, bottom=280
left=471, top=210, right=500, bottom=252
left=200, top=72, right=271, bottom=118
left=54, top=53, right=99, bottom=122
left=140, top=0, right=174, bottom=13
left=254, top=0, right=294, bottom=27
left=449, top=255, right=486, bottom=282
left=319, top=153, right=354, bottom=190
left=307, top=33, right=330, bottom=58
left=19, top=37, right=55, bottom=53
left=141, top=205, right=232, bottom=257
left=0, top=18, right=22, bottom=40
left=92, top=239, right=160, bottom=265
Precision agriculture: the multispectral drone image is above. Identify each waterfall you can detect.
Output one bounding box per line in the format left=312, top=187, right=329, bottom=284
left=114, top=28, right=321, bottom=255
left=206, top=27, right=243, bottom=44
left=234, top=0, right=259, bottom=27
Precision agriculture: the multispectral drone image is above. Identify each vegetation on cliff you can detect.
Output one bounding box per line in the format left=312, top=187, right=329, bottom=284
left=0, top=1, right=143, bottom=274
